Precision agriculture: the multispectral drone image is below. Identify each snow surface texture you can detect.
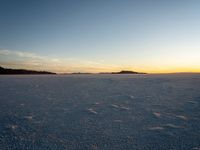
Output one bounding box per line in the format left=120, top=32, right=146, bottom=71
left=0, top=74, right=200, bottom=150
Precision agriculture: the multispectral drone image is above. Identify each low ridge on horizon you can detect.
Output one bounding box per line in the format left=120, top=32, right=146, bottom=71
left=2, top=66, right=200, bottom=75
left=0, top=66, right=146, bottom=75
left=0, top=66, right=56, bottom=75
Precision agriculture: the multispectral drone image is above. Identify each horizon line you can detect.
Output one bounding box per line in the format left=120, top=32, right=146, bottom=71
left=1, top=65, right=200, bottom=75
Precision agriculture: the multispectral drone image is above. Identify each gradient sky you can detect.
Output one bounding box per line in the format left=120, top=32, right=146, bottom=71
left=0, top=0, right=200, bottom=73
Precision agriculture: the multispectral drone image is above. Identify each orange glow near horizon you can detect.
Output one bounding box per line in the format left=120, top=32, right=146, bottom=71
left=1, top=63, right=200, bottom=74
left=36, top=66, right=200, bottom=74
left=1, top=50, right=199, bottom=74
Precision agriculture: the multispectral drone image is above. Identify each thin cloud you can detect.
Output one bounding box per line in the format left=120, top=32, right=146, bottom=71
left=0, top=49, right=120, bottom=73
left=0, top=50, right=44, bottom=59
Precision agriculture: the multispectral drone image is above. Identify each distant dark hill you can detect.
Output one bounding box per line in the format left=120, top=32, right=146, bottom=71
left=100, top=70, right=146, bottom=74
left=0, top=66, right=56, bottom=75
left=113, top=70, right=146, bottom=74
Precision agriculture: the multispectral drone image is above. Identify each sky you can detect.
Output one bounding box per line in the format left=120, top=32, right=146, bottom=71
left=0, top=0, right=200, bottom=73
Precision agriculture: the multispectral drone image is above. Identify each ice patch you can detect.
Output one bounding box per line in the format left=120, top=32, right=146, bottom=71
left=176, top=115, right=188, bottom=120
left=91, top=144, right=98, bottom=150
left=7, top=124, right=18, bottom=130
left=110, top=104, right=120, bottom=108
left=120, top=106, right=130, bottom=110
left=47, top=134, right=65, bottom=143
left=164, top=124, right=182, bottom=129
left=110, top=104, right=130, bottom=110
left=153, top=112, right=161, bottom=118
left=87, top=108, right=98, bottom=114
left=113, top=120, right=123, bottom=123
left=24, top=116, right=33, bottom=120
left=148, top=126, right=164, bottom=130
left=187, top=101, right=198, bottom=104
left=192, top=147, right=200, bottom=150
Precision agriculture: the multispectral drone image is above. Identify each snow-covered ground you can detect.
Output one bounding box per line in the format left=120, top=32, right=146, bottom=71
left=0, top=74, right=200, bottom=150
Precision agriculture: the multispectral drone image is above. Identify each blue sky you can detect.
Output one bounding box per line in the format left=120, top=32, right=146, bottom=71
left=0, top=0, right=200, bottom=73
